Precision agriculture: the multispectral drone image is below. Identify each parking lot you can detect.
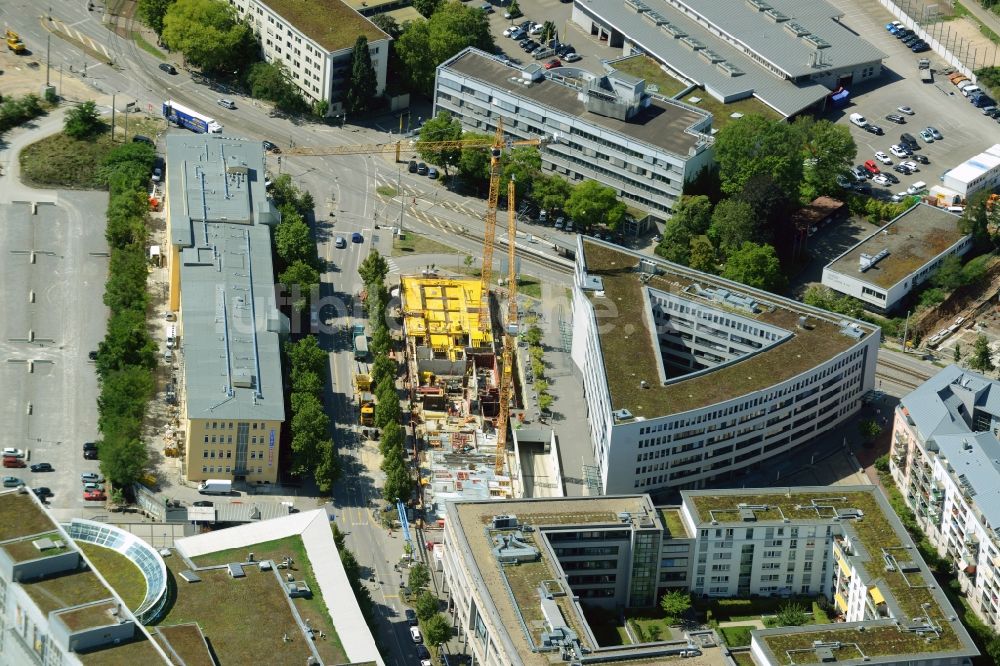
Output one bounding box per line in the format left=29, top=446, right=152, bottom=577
left=0, top=196, right=109, bottom=517
left=828, top=0, right=1000, bottom=199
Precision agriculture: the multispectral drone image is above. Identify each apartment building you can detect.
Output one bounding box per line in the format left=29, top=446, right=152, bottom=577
left=571, top=0, right=885, bottom=117
left=0, top=489, right=171, bottom=665
left=228, top=0, right=389, bottom=113
left=572, top=237, right=879, bottom=496
left=890, top=365, right=1000, bottom=632
left=163, top=135, right=287, bottom=485
left=822, top=203, right=970, bottom=313
left=440, top=489, right=977, bottom=666
left=434, top=47, right=714, bottom=219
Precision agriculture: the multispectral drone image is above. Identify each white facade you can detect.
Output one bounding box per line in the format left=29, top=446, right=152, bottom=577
left=434, top=48, right=714, bottom=219
left=229, top=0, right=389, bottom=113
left=942, top=143, right=1000, bottom=199
left=573, top=238, right=879, bottom=496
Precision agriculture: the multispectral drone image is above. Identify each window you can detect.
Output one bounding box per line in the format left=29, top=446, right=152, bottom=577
left=203, top=450, right=208, bottom=458
left=227, top=450, right=233, bottom=459
left=210, top=450, right=216, bottom=458
left=257, top=466, right=263, bottom=473
left=202, top=466, right=208, bottom=473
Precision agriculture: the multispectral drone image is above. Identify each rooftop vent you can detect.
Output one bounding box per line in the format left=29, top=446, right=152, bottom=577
left=839, top=322, right=864, bottom=340
left=680, top=36, right=706, bottom=51
left=764, top=8, right=790, bottom=22
left=699, top=49, right=725, bottom=64
left=492, top=514, right=518, bottom=529
left=746, top=0, right=772, bottom=11
left=717, top=61, right=744, bottom=77
left=614, top=408, right=635, bottom=421
left=643, top=10, right=667, bottom=25
left=784, top=22, right=811, bottom=37
left=625, top=0, right=649, bottom=12
left=660, top=21, right=686, bottom=38
left=803, top=34, right=831, bottom=49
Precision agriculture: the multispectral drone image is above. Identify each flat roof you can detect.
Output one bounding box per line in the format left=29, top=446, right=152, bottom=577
left=684, top=487, right=978, bottom=664
left=1, top=531, right=71, bottom=563
left=258, top=0, right=387, bottom=52
left=946, top=150, right=1000, bottom=184
left=580, top=239, right=876, bottom=416
left=825, top=203, right=967, bottom=290
left=450, top=496, right=728, bottom=666
left=165, top=135, right=285, bottom=423
left=579, top=0, right=882, bottom=117
left=441, top=49, right=709, bottom=158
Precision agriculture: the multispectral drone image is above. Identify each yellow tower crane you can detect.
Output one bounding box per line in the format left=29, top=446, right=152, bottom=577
left=286, top=122, right=547, bottom=475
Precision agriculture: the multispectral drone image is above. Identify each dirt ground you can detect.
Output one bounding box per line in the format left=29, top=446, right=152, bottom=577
left=0, top=47, right=98, bottom=104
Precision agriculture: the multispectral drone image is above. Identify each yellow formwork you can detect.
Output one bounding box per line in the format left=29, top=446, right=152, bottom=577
left=401, top=276, right=492, bottom=359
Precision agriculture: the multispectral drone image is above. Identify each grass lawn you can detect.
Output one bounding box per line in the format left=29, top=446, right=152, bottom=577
left=376, top=185, right=398, bottom=197
left=20, top=130, right=115, bottom=189
left=157, top=558, right=316, bottom=666
left=627, top=614, right=670, bottom=642
left=611, top=56, right=688, bottom=98
left=658, top=508, right=689, bottom=537
left=731, top=652, right=756, bottom=666
left=131, top=32, right=165, bottom=59
left=152, top=624, right=212, bottom=665
left=719, top=625, right=753, bottom=647
left=392, top=232, right=461, bottom=257
left=189, top=535, right=347, bottom=665
left=517, top=276, right=541, bottom=299
left=680, top=90, right=782, bottom=129
left=78, top=542, right=147, bottom=611
left=696, top=596, right=821, bottom=622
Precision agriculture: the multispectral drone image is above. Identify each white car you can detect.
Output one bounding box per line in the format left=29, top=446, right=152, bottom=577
left=874, top=151, right=892, bottom=165
left=901, top=160, right=920, bottom=172
left=503, top=26, right=516, bottom=37
left=2, top=448, right=24, bottom=459
left=872, top=174, right=890, bottom=186
left=897, top=105, right=915, bottom=115
left=563, top=52, right=581, bottom=62
left=529, top=24, right=543, bottom=36
left=889, top=144, right=909, bottom=158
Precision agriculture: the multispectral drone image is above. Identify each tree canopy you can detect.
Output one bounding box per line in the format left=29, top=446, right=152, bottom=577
left=137, top=0, right=176, bottom=35
left=714, top=114, right=804, bottom=201
left=416, top=112, right=462, bottom=174
left=395, top=1, right=494, bottom=94
left=64, top=100, right=105, bottom=139
left=795, top=117, right=856, bottom=198
left=708, top=198, right=756, bottom=257
left=359, top=249, right=390, bottom=286
left=346, top=36, right=379, bottom=115
left=246, top=62, right=309, bottom=113
left=161, top=0, right=257, bottom=75
left=721, top=242, right=786, bottom=293
left=564, top=180, right=626, bottom=230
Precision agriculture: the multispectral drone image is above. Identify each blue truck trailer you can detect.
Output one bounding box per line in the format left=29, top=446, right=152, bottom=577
left=162, top=100, right=222, bottom=133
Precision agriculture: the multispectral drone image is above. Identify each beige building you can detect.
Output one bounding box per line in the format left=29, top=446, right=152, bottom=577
left=164, top=135, right=287, bottom=485
left=229, top=0, right=390, bottom=114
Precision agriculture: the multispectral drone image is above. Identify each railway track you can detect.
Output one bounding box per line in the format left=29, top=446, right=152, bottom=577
left=876, top=356, right=932, bottom=391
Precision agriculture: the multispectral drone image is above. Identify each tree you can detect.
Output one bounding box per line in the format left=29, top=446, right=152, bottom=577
left=970, top=334, right=996, bottom=374
left=422, top=613, right=452, bottom=646
left=99, top=434, right=148, bottom=487
left=538, top=393, right=554, bottom=411
left=456, top=132, right=493, bottom=190
left=290, top=394, right=330, bottom=472
left=955, top=344, right=962, bottom=363
left=708, top=199, right=757, bottom=257
left=659, top=590, right=691, bottom=624
left=539, top=20, right=557, bottom=44
left=379, top=420, right=405, bottom=457
left=375, top=395, right=401, bottom=428
left=417, top=112, right=463, bottom=175
left=314, top=438, right=340, bottom=492
left=775, top=602, right=809, bottom=627
left=280, top=261, right=320, bottom=311
left=721, top=242, right=786, bottom=293
left=564, top=180, right=626, bottom=231
left=104, top=248, right=150, bottom=313
left=930, top=253, right=964, bottom=290
left=408, top=563, right=430, bottom=591
left=275, top=217, right=314, bottom=266
left=858, top=419, right=882, bottom=443
left=874, top=454, right=891, bottom=473
left=346, top=36, right=379, bottom=115
left=960, top=191, right=992, bottom=248
left=415, top=590, right=440, bottom=621
left=359, top=249, right=390, bottom=286
left=371, top=354, right=397, bottom=388
left=395, top=21, right=436, bottom=93
left=371, top=13, right=402, bottom=39
left=795, top=117, right=856, bottom=198
left=287, top=336, right=328, bottom=379
left=64, top=100, right=105, bottom=139
left=161, top=0, right=257, bottom=76
left=532, top=174, right=572, bottom=215
left=714, top=114, right=804, bottom=201
left=413, top=0, right=442, bottom=18
left=396, top=2, right=494, bottom=94
left=508, top=0, right=522, bottom=17
left=688, top=235, right=717, bottom=273
left=100, top=142, right=156, bottom=187
left=668, top=195, right=713, bottom=235
left=97, top=309, right=158, bottom=378
left=246, top=62, right=309, bottom=113
left=501, top=147, right=542, bottom=201
left=654, top=221, right=691, bottom=265
left=382, top=462, right=412, bottom=503
left=523, top=325, right=543, bottom=347
left=137, top=0, right=175, bottom=35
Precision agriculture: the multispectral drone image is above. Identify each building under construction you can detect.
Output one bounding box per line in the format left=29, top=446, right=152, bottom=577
left=400, top=275, right=519, bottom=517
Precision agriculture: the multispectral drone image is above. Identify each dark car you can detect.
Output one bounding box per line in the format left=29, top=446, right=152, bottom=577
left=902, top=36, right=920, bottom=46
left=852, top=165, right=868, bottom=180
left=30, top=463, right=53, bottom=472
left=556, top=44, right=574, bottom=56
left=193, top=500, right=214, bottom=507
left=912, top=42, right=930, bottom=52
left=885, top=114, right=906, bottom=124
left=33, top=487, right=51, bottom=499
left=912, top=153, right=930, bottom=164
left=158, top=62, right=177, bottom=75
left=84, top=449, right=98, bottom=460
left=83, top=442, right=97, bottom=451
left=352, top=232, right=364, bottom=243
left=895, top=28, right=912, bottom=39
left=88, top=350, right=98, bottom=361
left=262, top=140, right=280, bottom=153
left=405, top=609, right=418, bottom=626
left=883, top=172, right=900, bottom=184
left=894, top=163, right=914, bottom=174
left=132, top=135, right=153, bottom=146
left=416, top=162, right=428, bottom=175
left=416, top=645, right=431, bottom=660
left=408, top=159, right=418, bottom=173
left=863, top=123, right=884, bottom=135
left=900, top=132, right=919, bottom=148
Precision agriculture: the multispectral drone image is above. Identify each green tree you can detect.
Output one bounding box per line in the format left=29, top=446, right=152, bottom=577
left=291, top=369, right=323, bottom=396
left=795, top=117, right=856, bottom=198
left=274, top=217, right=314, bottom=266
left=379, top=420, right=405, bottom=457
left=961, top=254, right=990, bottom=286
left=775, top=602, right=809, bottom=627
left=64, top=100, right=105, bottom=139
left=874, top=454, right=891, bottom=473
left=395, top=21, right=435, bottom=93
left=382, top=461, right=412, bottom=503
left=417, top=112, right=462, bottom=175
left=859, top=419, right=881, bottom=443
left=523, top=325, right=543, bottom=347
left=396, top=2, right=494, bottom=94
left=960, top=191, right=991, bottom=248
left=564, top=180, right=626, bottom=231
left=99, top=434, right=148, bottom=487
left=507, top=0, right=522, bottom=17
left=669, top=195, right=713, bottom=235
left=161, top=0, right=257, bottom=75
left=654, top=221, right=691, bottom=265
left=313, top=437, right=340, bottom=492
left=287, top=336, right=328, bottom=379
left=708, top=199, right=757, bottom=257
left=100, top=142, right=156, bottom=187
left=456, top=132, right=493, bottom=190
left=375, top=394, right=401, bottom=428
left=538, top=393, right=554, bottom=411
left=970, top=334, right=996, bottom=374
left=290, top=394, right=330, bottom=473
left=359, top=249, right=390, bottom=286
left=659, top=590, right=691, bottom=624
left=104, top=248, right=150, bottom=313
left=715, top=114, right=804, bottom=201
left=721, top=242, right=786, bottom=293
left=422, top=613, right=452, bottom=646
left=532, top=174, right=572, bottom=215
left=96, top=309, right=158, bottom=378
left=415, top=589, right=440, bottom=620
left=371, top=354, right=397, bottom=388
left=346, top=36, right=379, bottom=115
left=137, top=0, right=176, bottom=35
left=414, top=0, right=442, bottom=18
left=930, top=253, right=963, bottom=290
left=372, top=14, right=402, bottom=39
left=246, top=62, right=309, bottom=113
left=688, top=235, right=717, bottom=273
left=408, top=563, right=430, bottom=591
left=502, top=147, right=542, bottom=201
left=280, top=261, right=320, bottom=312
left=539, top=20, right=557, bottom=43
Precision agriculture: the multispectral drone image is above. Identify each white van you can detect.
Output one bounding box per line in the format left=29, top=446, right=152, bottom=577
left=958, top=80, right=977, bottom=92
left=849, top=113, right=868, bottom=127
left=907, top=180, right=927, bottom=195
left=962, top=85, right=981, bottom=97
left=166, top=325, right=177, bottom=349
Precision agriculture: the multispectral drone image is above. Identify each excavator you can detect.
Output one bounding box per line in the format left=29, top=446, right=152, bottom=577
left=5, top=29, right=26, bottom=54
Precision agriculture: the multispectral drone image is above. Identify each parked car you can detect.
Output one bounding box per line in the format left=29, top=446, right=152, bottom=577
left=416, top=162, right=428, bottom=175
left=890, top=144, right=909, bottom=158
left=193, top=500, right=214, bottom=507
left=863, top=159, right=881, bottom=175
left=883, top=172, right=900, bottom=184
left=2, top=448, right=24, bottom=458
left=885, top=114, right=906, bottom=124
left=3, top=458, right=26, bottom=469
left=911, top=153, right=930, bottom=165
left=919, top=128, right=935, bottom=143
left=34, top=487, right=52, bottom=499
left=81, top=472, right=103, bottom=483
left=897, top=105, right=915, bottom=115
left=925, top=126, right=942, bottom=140
left=836, top=174, right=853, bottom=188
left=30, top=462, right=53, bottom=472
left=83, top=482, right=104, bottom=491
left=901, top=160, right=920, bottom=172
left=352, top=232, right=364, bottom=243
left=2, top=476, right=22, bottom=488
left=262, top=140, right=280, bottom=153
left=851, top=165, right=869, bottom=180
left=563, top=52, right=581, bottom=62
left=894, top=163, right=914, bottom=175
left=410, top=626, right=423, bottom=643
left=151, top=167, right=162, bottom=182
left=217, top=98, right=236, bottom=110
left=874, top=151, right=892, bottom=164
left=83, top=489, right=106, bottom=501
left=158, top=62, right=177, bottom=75
left=544, top=58, right=562, bottom=69
left=863, top=123, right=884, bottom=135
left=427, top=166, right=439, bottom=179
left=872, top=174, right=890, bottom=186
left=912, top=42, right=930, bottom=53
left=900, top=132, right=919, bottom=148
left=405, top=609, right=418, bottom=626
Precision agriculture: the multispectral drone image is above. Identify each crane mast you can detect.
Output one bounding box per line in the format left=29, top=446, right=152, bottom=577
left=495, top=175, right=518, bottom=475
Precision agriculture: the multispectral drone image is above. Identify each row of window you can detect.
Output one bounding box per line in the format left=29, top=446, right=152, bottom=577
left=202, top=465, right=263, bottom=474
left=202, top=449, right=267, bottom=459
left=206, top=421, right=268, bottom=430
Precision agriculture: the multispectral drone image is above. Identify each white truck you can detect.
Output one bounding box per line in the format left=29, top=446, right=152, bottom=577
left=197, top=479, right=232, bottom=495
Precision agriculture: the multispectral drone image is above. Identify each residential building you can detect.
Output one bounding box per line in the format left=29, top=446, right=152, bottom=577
left=572, top=237, right=878, bottom=496
left=942, top=143, right=1000, bottom=200
left=0, top=488, right=171, bottom=665
left=164, top=135, right=287, bottom=485
left=890, top=365, right=1000, bottom=633
left=571, top=0, right=885, bottom=118
left=229, top=0, right=390, bottom=114
left=440, top=488, right=978, bottom=666
left=822, top=203, right=971, bottom=312
left=433, top=47, right=714, bottom=219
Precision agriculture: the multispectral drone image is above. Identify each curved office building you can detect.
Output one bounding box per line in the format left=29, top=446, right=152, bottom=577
left=571, top=238, right=879, bottom=495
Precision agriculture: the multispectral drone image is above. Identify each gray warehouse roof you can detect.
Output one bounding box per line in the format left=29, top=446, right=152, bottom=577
left=165, top=135, right=286, bottom=423
left=441, top=48, right=710, bottom=158
left=578, top=0, right=884, bottom=117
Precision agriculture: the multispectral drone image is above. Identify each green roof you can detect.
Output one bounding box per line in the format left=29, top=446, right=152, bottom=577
left=261, top=0, right=387, bottom=52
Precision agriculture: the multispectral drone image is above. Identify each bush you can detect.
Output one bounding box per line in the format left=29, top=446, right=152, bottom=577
left=64, top=100, right=106, bottom=139
left=874, top=454, right=890, bottom=473
left=0, top=93, right=45, bottom=134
